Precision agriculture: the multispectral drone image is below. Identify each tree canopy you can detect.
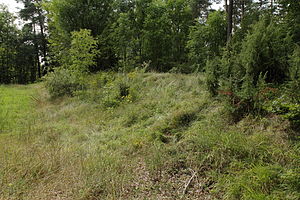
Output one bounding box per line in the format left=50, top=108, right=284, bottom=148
left=0, top=0, right=299, bottom=84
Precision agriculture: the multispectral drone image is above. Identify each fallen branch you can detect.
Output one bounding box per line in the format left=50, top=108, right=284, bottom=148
left=181, top=169, right=197, bottom=199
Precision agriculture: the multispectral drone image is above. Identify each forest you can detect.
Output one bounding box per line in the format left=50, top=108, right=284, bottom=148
left=0, top=0, right=300, bottom=199
left=0, top=0, right=298, bottom=79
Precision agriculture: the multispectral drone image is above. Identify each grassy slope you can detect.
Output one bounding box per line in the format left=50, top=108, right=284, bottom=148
left=0, top=85, right=35, bottom=135
left=0, top=73, right=299, bottom=200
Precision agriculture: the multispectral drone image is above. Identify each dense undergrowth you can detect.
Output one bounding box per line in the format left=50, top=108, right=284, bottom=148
left=0, top=73, right=300, bottom=199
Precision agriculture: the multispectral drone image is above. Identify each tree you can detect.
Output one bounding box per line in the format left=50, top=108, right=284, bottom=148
left=0, top=4, right=37, bottom=84
left=278, top=0, right=300, bottom=43
left=226, top=0, right=233, bottom=41
left=142, top=2, right=170, bottom=71
left=17, top=24, right=38, bottom=83
left=239, top=17, right=293, bottom=84
left=17, top=0, right=48, bottom=77
left=289, top=45, right=300, bottom=94
left=0, top=4, right=18, bottom=83
left=69, top=29, right=98, bottom=73
left=189, top=0, right=212, bottom=20
left=45, top=0, right=115, bottom=71
left=166, top=0, right=193, bottom=64
left=111, top=12, right=137, bottom=71
left=187, top=11, right=227, bottom=70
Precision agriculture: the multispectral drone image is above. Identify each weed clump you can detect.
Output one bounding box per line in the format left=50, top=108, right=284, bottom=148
left=221, top=165, right=300, bottom=200
left=151, top=109, right=198, bottom=143
left=80, top=72, right=139, bottom=108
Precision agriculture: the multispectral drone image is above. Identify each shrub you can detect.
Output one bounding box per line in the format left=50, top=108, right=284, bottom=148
left=266, top=93, right=300, bottom=131
left=221, top=73, right=280, bottom=122
left=239, top=16, right=293, bottom=84
left=205, top=58, right=220, bottom=97
left=44, top=68, right=84, bottom=98
left=215, top=16, right=293, bottom=121
left=260, top=46, right=300, bottom=130
left=69, top=29, right=99, bottom=73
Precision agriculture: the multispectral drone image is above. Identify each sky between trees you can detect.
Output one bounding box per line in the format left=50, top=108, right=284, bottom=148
left=0, top=0, right=22, bottom=13
left=0, top=0, right=222, bottom=14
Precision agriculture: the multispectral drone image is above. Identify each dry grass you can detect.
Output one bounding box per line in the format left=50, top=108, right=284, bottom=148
left=0, top=73, right=299, bottom=199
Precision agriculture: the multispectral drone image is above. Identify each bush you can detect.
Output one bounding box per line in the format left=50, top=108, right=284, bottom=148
left=266, top=93, right=300, bottom=131
left=221, top=73, right=280, bottom=122
left=239, top=16, right=293, bottom=84
left=214, top=16, right=293, bottom=122
left=44, top=68, right=84, bottom=98
left=205, top=58, right=220, bottom=97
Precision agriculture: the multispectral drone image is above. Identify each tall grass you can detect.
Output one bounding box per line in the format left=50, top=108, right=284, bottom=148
left=0, top=85, right=35, bottom=135
left=0, top=73, right=299, bottom=199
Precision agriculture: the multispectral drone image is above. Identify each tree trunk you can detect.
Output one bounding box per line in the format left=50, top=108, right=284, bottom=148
left=33, top=23, right=41, bottom=79
left=227, top=0, right=233, bottom=42
left=241, top=0, right=245, bottom=20
left=38, top=14, right=47, bottom=69
left=36, top=3, right=48, bottom=75
left=270, top=0, right=273, bottom=8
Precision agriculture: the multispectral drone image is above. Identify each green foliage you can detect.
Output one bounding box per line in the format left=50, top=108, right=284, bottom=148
left=279, top=0, right=300, bottom=43
left=69, top=29, right=99, bottom=73
left=17, top=0, right=48, bottom=77
left=240, top=16, right=293, bottom=84
left=142, top=2, right=172, bottom=71
left=215, top=16, right=294, bottom=121
left=44, top=68, right=84, bottom=98
left=80, top=72, right=139, bottom=108
left=44, top=29, right=97, bottom=99
left=205, top=58, right=220, bottom=96
left=187, top=11, right=227, bottom=71
left=0, top=3, right=46, bottom=84
left=222, top=73, right=278, bottom=122
left=266, top=93, right=300, bottom=130
left=45, top=0, right=113, bottom=36
left=165, top=0, right=192, bottom=64
left=289, top=45, right=300, bottom=94
left=111, top=12, right=137, bottom=71
left=109, top=0, right=194, bottom=72
left=223, top=165, right=298, bottom=200
left=0, top=5, right=19, bottom=84
left=45, top=0, right=115, bottom=70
